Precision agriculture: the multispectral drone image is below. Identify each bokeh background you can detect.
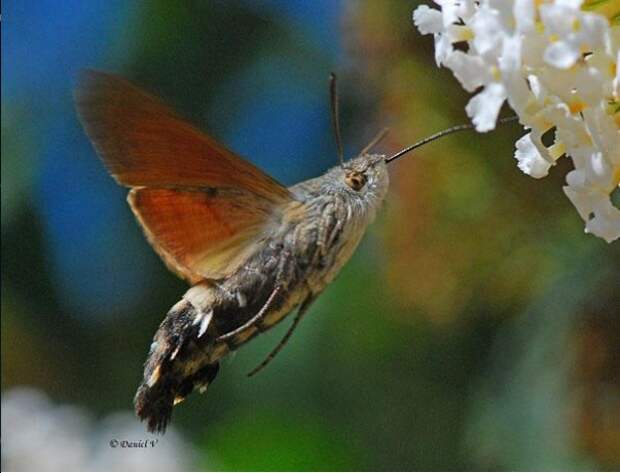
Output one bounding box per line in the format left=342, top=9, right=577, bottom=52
left=2, top=1, right=619, bottom=471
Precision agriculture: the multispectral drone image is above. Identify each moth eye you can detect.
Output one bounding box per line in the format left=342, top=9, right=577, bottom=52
left=344, top=171, right=367, bottom=191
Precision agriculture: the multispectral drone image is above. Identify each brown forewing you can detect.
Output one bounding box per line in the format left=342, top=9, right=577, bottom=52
left=74, top=70, right=291, bottom=204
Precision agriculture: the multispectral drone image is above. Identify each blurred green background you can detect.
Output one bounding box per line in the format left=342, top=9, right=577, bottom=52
left=2, top=1, right=619, bottom=471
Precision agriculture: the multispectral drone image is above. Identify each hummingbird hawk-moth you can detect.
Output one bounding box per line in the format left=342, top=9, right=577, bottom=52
left=75, top=70, right=501, bottom=433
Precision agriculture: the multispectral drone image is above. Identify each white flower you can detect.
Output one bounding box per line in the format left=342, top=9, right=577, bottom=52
left=413, top=2, right=477, bottom=65
left=539, top=3, right=608, bottom=69
left=413, top=0, right=620, bottom=242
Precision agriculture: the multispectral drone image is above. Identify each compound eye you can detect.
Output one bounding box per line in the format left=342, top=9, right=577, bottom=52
left=344, top=170, right=367, bottom=191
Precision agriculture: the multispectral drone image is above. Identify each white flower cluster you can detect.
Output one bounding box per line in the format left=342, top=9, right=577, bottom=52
left=413, top=0, right=620, bottom=242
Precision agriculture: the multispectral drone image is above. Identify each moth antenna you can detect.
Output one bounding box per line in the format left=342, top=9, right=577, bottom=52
left=329, top=72, right=345, bottom=168
left=358, top=127, right=389, bottom=157
left=385, top=115, right=519, bottom=164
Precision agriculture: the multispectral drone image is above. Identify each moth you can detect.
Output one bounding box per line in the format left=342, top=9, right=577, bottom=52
left=76, top=70, right=505, bottom=433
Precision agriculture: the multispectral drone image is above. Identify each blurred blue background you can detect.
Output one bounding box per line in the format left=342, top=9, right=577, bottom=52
left=2, top=1, right=619, bottom=471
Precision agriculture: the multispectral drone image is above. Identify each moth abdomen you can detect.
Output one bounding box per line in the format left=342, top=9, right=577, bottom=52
left=133, top=270, right=296, bottom=432
left=134, top=292, right=222, bottom=433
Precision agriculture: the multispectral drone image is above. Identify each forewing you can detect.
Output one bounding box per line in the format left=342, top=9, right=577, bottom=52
left=74, top=69, right=291, bottom=203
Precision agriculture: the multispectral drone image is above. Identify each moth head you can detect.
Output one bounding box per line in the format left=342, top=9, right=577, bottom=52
left=339, top=153, right=389, bottom=201
left=344, top=168, right=367, bottom=191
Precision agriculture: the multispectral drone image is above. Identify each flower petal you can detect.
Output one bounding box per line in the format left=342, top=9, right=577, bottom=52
left=413, top=5, right=443, bottom=35
left=465, top=82, right=506, bottom=132
left=564, top=181, right=620, bottom=242
left=543, top=41, right=580, bottom=69
left=513, top=0, right=536, bottom=33
left=444, top=51, right=490, bottom=92
left=434, top=33, right=454, bottom=66
left=470, top=5, right=504, bottom=56
left=614, top=50, right=620, bottom=101
left=586, top=198, right=620, bottom=243
left=514, top=132, right=552, bottom=178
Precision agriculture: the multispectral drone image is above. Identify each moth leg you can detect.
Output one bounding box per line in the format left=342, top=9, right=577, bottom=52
left=246, top=293, right=316, bottom=377
left=215, top=286, right=281, bottom=342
